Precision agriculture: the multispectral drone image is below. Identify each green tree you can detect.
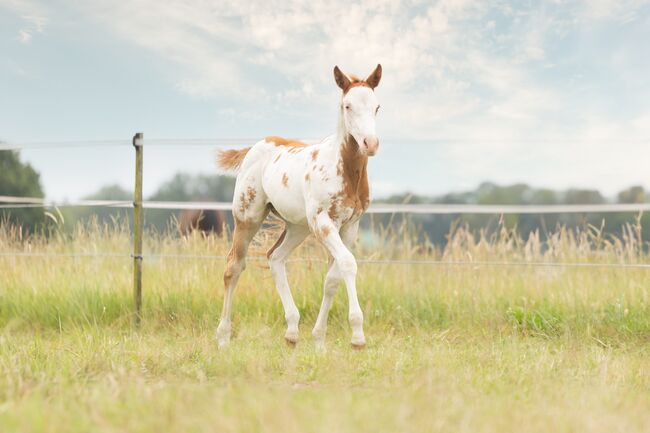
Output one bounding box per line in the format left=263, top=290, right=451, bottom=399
left=148, top=173, right=235, bottom=202
left=375, top=182, right=650, bottom=245
left=61, top=184, right=132, bottom=230
left=617, top=186, right=646, bottom=204
left=0, top=150, right=45, bottom=230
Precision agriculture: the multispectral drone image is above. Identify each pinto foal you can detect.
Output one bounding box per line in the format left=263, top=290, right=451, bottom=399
left=216, top=64, right=382, bottom=350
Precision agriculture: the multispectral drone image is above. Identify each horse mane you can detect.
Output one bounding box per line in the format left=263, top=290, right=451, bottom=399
left=265, top=136, right=308, bottom=148
left=342, top=75, right=372, bottom=94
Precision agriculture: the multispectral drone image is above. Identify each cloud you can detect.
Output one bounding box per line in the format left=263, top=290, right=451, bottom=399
left=80, top=1, right=483, bottom=99
left=0, top=0, right=47, bottom=43
left=79, top=1, right=648, bottom=135
left=8, top=0, right=648, bottom=196
left=18, top=29, right=31, bottom=43
left=580, top=0, right=649, bottom=22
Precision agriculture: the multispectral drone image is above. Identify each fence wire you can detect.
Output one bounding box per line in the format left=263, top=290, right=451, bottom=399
left=2, top=195, right=650, bottom=214
left=0, top=251, right=649, bottom=269
left=0, top=138, right=297, bottom=151
left=2, top=137, right=650, bottom=151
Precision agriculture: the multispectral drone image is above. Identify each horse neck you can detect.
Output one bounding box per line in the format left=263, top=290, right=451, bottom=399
left=334, top=108, right=369, bottom=197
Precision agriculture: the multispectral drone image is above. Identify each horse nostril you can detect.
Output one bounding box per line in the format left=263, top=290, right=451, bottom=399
left=363, top=137, right=378, bottom=154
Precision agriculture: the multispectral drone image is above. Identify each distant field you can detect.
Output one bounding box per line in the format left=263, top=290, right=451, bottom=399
left=1, top=220, right=649, bottom=432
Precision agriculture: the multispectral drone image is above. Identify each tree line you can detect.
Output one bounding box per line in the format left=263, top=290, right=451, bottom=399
left=376, top=182, right=649, bottom=244
left=2, top=150, right=648, bottom=244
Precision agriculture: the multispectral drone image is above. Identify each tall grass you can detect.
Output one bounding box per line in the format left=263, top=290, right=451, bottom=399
left=1, top=217, right=649, bottom=339
left=1, top=217, right=649, bottom=432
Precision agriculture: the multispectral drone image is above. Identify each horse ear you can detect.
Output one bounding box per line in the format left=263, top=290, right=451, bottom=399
left=365, top=64, right=382, bottom=89
left=334, top=66, right=351, bottom=90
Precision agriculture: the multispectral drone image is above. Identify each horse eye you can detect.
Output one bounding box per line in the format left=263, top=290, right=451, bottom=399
left=345, top=105, right=351, bottom=110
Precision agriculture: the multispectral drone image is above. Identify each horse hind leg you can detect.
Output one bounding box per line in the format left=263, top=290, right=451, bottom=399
left=215, top=217, right=262, bottom=347
left=267, top=223, right=310, bottom=345
left=216, top=180, right=268, bottom=347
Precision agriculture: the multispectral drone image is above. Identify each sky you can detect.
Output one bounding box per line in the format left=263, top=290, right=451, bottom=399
left=1, top=0, right=649, bottom=201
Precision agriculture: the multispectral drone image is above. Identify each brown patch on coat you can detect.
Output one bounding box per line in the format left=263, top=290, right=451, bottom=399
left=328, top=198, right=339, bottom=221
left=305, top=173, right=310, bottom=181
left=266, top=136, right=308, bottom=148
left=343, top=81, right=372, bottom=95
left=282, top=173, right=289, bottom=187
left=266, top=229, right=287, bottom=259
left=336, top=135, right=370, bottom=218
left=311, top=149, right=319, bottom=161
left=320, top=226, right=331, bottom=238
left=238, top=192, right=248, bottom=213
left=216, top=147, right=251, bottom=171
left=238, top=186, right=257, bottom=213
left=247, top=186, right=256, bottom=202
left=224, top=218, right=252, bottom=288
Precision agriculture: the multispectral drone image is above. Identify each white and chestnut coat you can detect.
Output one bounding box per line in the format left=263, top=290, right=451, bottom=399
left=215, top=64, right=382, bottom=350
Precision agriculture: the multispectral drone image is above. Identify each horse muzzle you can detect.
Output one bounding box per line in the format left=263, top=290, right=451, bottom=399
left=363, top=136, right=379, bottom=156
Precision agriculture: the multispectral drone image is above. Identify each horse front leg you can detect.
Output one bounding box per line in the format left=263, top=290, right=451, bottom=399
left=312, top=259, right=341, bottom=351
left=314, top=216, right=365, bottom=349
left=267, top=224, right=309, bottom=346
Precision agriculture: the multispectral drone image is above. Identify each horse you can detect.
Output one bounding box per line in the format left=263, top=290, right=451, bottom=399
left=178, top=209, right=225, bottom=236
left=215, top=64, right=382, bottom=350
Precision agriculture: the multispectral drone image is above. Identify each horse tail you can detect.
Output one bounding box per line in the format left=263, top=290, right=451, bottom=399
left=216, top=147, right=251, bottom=172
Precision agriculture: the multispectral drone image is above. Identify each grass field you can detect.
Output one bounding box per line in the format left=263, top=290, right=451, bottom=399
left=1, top=219, right=650, bottom=432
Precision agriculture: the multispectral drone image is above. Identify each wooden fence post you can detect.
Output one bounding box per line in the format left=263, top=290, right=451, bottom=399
left=132, top=132, right=144, bottom=326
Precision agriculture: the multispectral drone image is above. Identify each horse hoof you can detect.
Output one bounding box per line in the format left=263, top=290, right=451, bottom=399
left=351, top=334, right=366, bottom=349
left=215, top=327, right=231, bottom=349
left=284, top=331, right=299, bottom=347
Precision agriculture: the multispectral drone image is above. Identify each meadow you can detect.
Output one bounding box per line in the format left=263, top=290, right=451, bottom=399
left=1, top=217, right=649, bottom=432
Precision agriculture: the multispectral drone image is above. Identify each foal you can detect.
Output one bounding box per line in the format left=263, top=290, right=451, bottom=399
left=216, top=64, right=382, bottom=350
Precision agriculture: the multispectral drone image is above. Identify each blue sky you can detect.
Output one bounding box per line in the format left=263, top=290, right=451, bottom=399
left=1, top=0, right=649, bottom=201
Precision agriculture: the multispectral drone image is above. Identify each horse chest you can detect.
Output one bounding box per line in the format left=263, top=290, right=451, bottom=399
left=322, top=164, right=370, bottom=225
